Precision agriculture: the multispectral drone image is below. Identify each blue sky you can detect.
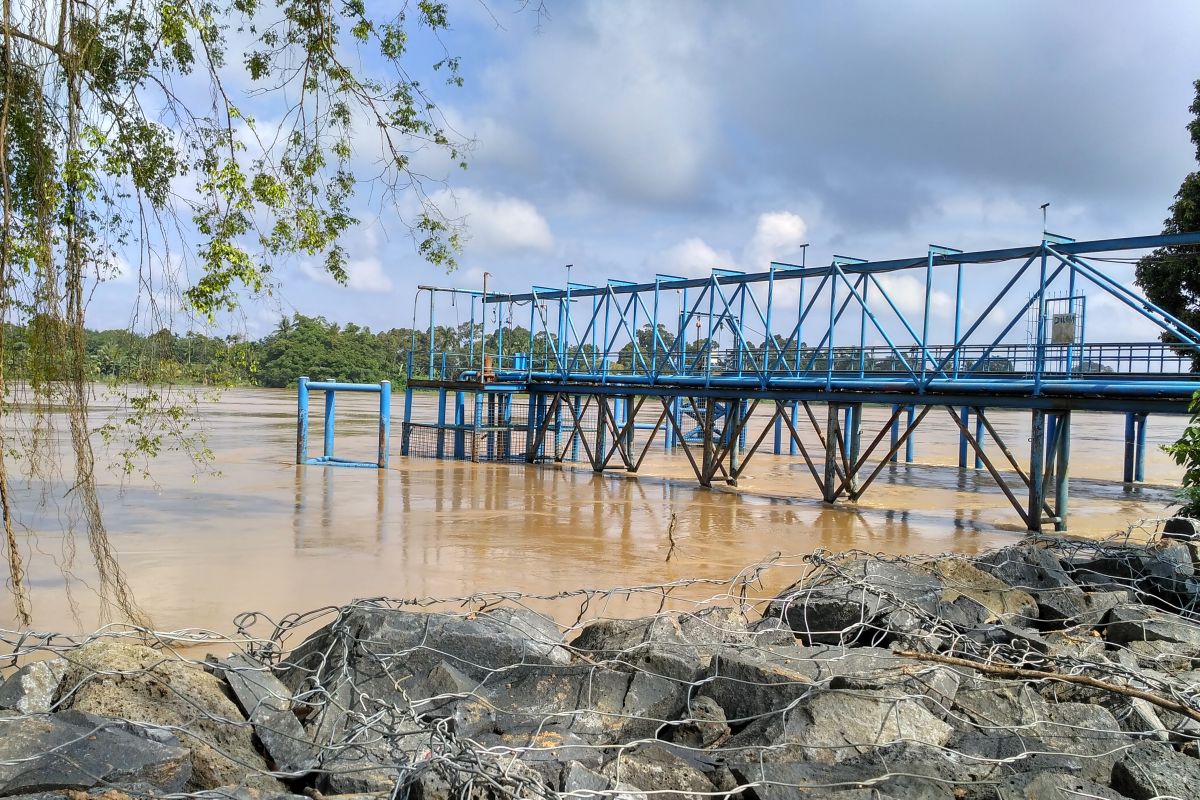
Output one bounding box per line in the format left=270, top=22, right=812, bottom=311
left=87, top=1, right=1200, bottom=346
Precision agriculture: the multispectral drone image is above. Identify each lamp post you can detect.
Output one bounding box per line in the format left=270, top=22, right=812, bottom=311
left=481, top=271, right=491, bottom=374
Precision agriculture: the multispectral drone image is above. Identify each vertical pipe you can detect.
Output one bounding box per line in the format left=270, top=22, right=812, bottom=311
left=594, top=395, right=608, bottom=472
left=528, top=294, right=537, bottom=379
left=571, top=395, right=581, bottom=462
left=921, top=250, right=934, bottom=381
left=502, top=394, right=513, bottom=459
left=826, top=269, right=838, bottom=390
left=706, top=279, right=717, bottom=387
left=472, top=391, right=484, bottom=463
left=905, top=404, right=916, bottom=463
left=652, top=280, right=660, bottom=380
left=738, top=399, right=749, bottom=452
left=890, top=403, right=900, bottom=463
left=379, top=381, right=391, bottom=468
left=737, top=285, right=747, bottom=376
left=790, top=401, right=799, bottom=456
left=1045, top=414, right=1058, bottom=478
left=796, top=274, right=806, bottom=377
left=1028, top=409, right=1047, bottom=532
left=842, top=405, right=853, bottom=455
left=957, top=406, right=969, bottom=468
left=1033, top=244, right=1050, bottom=396
left=486, top=394, right=496, bottom=461
left=436, top=387, right=447, bottom=459
left=624, top=394, right=635, bottom=461
left=858, top=276, right=868, bottom=378
left=296, top=376, right=310, bottom=464
left=602, top=292, right=612, bottom=381
left=974, top=408, right=985, bottom=470
left=468, top=298, right=476, bottom=373
left=1054, top=411, right=1071, bottom=531
left=846, top=403, right=862, bottom=495
left=427, top=290, right=435, bottom=380
left=823, top=403, right=840, bottom=502
left=1135, top=413, right=1148, bottom=483
left=678, top=289, right=688, bottom=373
left=774, top=411, right=783, bottom=455
left=727, top=400, right=741, bottom=483
left=453, top=391, right=465, bottom=459
left=324, top=388, right=336, bottom=459
left=1123, top=412, right=1135, bottom=483
left=765, top=266, right=775, bottom=385
left=953, top=263, right=963, bottom=378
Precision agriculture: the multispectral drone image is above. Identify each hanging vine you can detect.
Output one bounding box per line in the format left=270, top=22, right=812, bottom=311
left=0, top=0, right=470, bottom=625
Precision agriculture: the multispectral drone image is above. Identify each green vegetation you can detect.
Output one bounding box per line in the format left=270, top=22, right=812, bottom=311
left=1136, top=79, right=1200, bottom=362
left=0, top=0, right=470, bottom=625
left=1144, top=78, right=1200, bottom=516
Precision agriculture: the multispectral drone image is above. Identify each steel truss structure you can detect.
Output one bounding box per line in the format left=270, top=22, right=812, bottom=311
left=400, top=232, right=1200, bottom=532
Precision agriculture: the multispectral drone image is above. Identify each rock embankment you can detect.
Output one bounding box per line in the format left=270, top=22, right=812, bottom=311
left=5, top=527, right=1200, bottom=798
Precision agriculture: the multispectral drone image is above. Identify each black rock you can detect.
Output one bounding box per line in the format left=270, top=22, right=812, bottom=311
left=212, top=653, right=319, bottom=776
left=0, top=712, right=191, bottom=795
left=994, top=770, right=1128, bottom=800
left=1163, top=517, right=1200, bottom=541
left=1111, top=740, right=1200, bottom=800
left=975, top=545, right=1077, bottom=593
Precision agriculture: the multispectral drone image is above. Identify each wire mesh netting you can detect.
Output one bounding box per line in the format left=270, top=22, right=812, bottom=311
left=3, top=527, right=1200, bottom=798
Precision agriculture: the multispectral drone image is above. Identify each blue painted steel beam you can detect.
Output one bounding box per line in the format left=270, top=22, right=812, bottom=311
left=492, top=232, right=1200, bottom=302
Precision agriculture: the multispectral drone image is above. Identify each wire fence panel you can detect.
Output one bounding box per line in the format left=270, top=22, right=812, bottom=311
left=3, top=525, right=1200, bottom=798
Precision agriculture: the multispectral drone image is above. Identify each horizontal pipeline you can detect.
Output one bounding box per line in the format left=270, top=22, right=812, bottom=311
left=493, top=370, right=1200, bottom=399
left=302, top=380, right=389, bottom=392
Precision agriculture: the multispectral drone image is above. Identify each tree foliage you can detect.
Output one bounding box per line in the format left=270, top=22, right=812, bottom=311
left=0, top=0, right=468, bottom=624
left=1135, top=79, right=1200, bottom=360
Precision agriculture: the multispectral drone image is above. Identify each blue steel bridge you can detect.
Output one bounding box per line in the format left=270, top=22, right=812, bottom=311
left=393, top=231, right=1200, bottom=533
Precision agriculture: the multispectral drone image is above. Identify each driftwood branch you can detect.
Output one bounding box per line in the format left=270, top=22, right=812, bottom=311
left=896, top=649, right=1200, bottom=724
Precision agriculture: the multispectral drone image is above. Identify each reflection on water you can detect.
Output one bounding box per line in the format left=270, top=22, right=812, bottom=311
left=0, top=387, right=1186, bottom=632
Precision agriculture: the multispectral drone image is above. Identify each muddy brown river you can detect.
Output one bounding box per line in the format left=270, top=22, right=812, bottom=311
left=0, top=387, right=1188, bottom=632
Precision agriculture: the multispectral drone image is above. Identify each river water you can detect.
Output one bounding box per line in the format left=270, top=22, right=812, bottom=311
left=0, top=387, right=1187, bottom=633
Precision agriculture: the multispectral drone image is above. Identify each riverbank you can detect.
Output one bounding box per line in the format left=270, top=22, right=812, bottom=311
left=4, top=528, right=1200, bottom=798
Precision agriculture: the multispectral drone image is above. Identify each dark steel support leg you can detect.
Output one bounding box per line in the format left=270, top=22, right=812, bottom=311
left=1028, top=409, right=1047, bottom=532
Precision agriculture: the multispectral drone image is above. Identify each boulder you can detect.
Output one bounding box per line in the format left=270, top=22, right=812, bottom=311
left=663, top=695, right=729, bottom=749
left=1102, top=603, right=1200, bottom=650
left=0, top=711, right=191, bottom=795
left=562, top=760, right=610, bottom=793
left=1075, top=541, right=1199, bottom=610
left=55, top=640, right=282, bottom=792
left=1163, top=517, right=1200, bottom=541
left=829, top=665, right=961, bottom=718
left=766, top=560, right=946, bottom=645
left=765, top=687, right=954, bottom=765
left=211, top=653, right=319, bottom=776
left=993, top=770, right=1128, bottom=800
left=699, top=645, right=896, bottom=724
left=951, top=683, right=1130, bottom=784
left=281, top=606, right=569, bottom=707
left=919, top=558, right=1039, bottom=623
left=727, top=760, right=953, bottom=800
left=465, top=662, right=687, bottom=744
left=600, top=745, right=714, bottom=799
left=975, top=545, right=1076, bottom=593
left=0, top=659, right=67, bottom=714
left=1111, top=740, right=1200, bottom=800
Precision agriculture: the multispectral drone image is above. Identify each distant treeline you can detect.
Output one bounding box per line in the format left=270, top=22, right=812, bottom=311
left=0, top=314, right=573, bottom=389
left=4, top=313, right=1111, bottom=390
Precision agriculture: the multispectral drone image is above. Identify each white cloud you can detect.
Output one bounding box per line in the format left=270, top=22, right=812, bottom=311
left=506, top=2, right=719, bottom=204
left=434, top=188, right=554, bottom=254
left=874, top=274, right=953, bottom=320
left=658, top=237, right=734, bottom=278
left=300, top=256, right=394, bottom=293
left=744, top=211, right=809, bottom=269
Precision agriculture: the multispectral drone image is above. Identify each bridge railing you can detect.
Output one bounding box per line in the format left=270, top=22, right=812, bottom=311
left=406, top=341, right=1194, bottom=384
